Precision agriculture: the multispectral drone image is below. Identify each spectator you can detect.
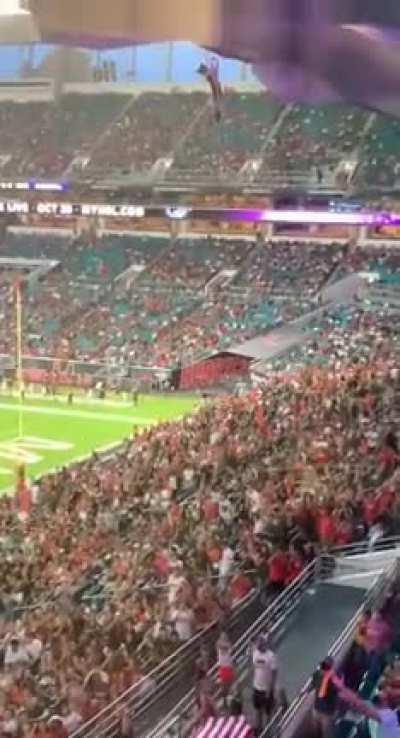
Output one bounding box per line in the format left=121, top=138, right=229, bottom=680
left=311, top=657, right=344, bottom=738
left=267, top=546, right=288, bottom=595
left=170, top=602, right=196, bottom=642
left=251, top=634, right=278, bottom=733
left=216, top=630, right=235, bottom=707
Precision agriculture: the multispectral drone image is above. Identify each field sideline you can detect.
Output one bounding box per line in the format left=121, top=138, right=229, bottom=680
left=0, top=390, right=199, bottom=493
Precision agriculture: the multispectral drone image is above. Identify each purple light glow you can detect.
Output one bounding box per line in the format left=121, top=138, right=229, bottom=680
left=261, top=210, right=390, bottom=225
left=220, top=208, right=396, bottom=225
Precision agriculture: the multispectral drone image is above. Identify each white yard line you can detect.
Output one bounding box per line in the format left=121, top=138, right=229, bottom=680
left=0, top=402, right=156, bottom=425
left=0, top=391, right=135, bottom=409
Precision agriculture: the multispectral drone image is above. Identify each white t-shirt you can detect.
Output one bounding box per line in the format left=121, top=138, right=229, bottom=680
left=217, top=642, right=233, bottom=668
left=219, top=547, right=234, bottom=579
left=371, top=709, right=400, bottom=738
left=26, top=638, right=43, bottom=661
left=183, top=469, right=194, bottom=485
left=171, top=608, right=194, bottom=641
left=31, top=484, right=40, bottom=504
left=247, top=489, right=261, bottom=515
left=219, top=499, right=234, bottom=525
left=167, top=573, right=185, bottom=605
left=4, top=643, right=30, bottom=667
left=63, top=712, right=83, bottom=733
left=252, top=648, right=278, bottom=692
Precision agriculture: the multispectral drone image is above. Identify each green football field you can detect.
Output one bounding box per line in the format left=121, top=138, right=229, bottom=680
left=0, top=390, right=199, bottom=493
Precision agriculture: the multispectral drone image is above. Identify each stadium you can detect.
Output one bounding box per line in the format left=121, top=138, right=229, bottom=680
left=0, top=2, right=400, bottom=738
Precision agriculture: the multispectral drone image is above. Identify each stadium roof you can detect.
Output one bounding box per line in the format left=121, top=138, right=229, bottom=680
left=0, top=0, right=399, bottom=119
left=0, top=1, right=39, bottom=44
left=2, top=0, right=214, bottom=48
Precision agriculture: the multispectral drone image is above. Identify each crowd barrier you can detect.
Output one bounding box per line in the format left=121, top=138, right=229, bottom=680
left=332, top=535, right=400, bottom=558
left=68, top=536, right=400, bottom=738
left=0, top=353, right=164, bottom=388
left=70, top=583, right=262, bottom=738
left=144, top=561, right=318, bottom=738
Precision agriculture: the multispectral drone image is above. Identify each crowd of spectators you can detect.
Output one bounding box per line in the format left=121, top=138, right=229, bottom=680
left=0, top=234, right=345, bottom=365
left=0, top=91, right=281, bottom=180
left=257, top=305, right=400, bottom=376
left=0, top=96, right=128, bottom=178
left=3, top=234, right=400, bottom=370
left=258, top=104, right=366, bottom=183
left=355, top=115, right=400, bottom=189
left=0, top=79, right=400, bottom=738
left=0, top=91, right=398, bottom=185
left=234, top=239, right=344, bottom=296
left=0, top=300, right=398, bottom=737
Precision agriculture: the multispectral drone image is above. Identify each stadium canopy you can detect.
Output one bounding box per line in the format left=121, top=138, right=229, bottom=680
left=0, top=1, right=40, bottom=44
left=2, top=0, right=216, bottom=48
left=1, top=0, right=400, bottom=118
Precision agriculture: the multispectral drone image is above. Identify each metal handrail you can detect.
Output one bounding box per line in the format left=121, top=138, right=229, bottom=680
left=70, top=583, right=260, bottom=738
left=261, top=558, right=400, bottom=738
left=332, top=535, right=400, bottom=558
left=145, top=561, right=318, bottom=738
left=71, top=539, right=400, bottom=738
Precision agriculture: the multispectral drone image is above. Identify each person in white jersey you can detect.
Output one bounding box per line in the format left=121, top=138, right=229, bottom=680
left=251, top=633, right=278, bottom=733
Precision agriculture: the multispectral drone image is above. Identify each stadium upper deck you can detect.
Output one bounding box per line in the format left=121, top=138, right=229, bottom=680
left=0, top=85, right=396, bottom=194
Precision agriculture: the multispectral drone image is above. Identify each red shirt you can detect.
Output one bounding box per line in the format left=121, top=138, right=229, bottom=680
left=230, top=574, right=252, bottom=603
left=202, top=499, right=219, bottom=522
left=335, top=521, right=353, bottom=546
left=268, top=551, right=288, bottom=584
left=285, top=555, right=304, bottom=584
left=207, top=545, right=221, bottom=565
left=363, top=498, right=378, bottom=526
left=153, top=552, right=170, bottom=577
left=317, top=513, right=336, bottom=544
left=378, top=447, right=397, bottom=469
left=376, top=487, right=394, bottom=516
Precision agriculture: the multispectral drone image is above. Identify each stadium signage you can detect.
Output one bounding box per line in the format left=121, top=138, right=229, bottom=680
left=0, top=181, right=68, bottom=192
left=80, top=204, right=145, bottom=218
left=165, top=206, right=192, bottom=220
left=0, top=200, right=30, bottom=214
left=37, top=201, right=73, bottom=216
left=0, top=199, right=396, bottom=225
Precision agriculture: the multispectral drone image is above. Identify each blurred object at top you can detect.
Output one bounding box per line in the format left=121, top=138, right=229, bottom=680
left=6, top=0, right=400, bottom=118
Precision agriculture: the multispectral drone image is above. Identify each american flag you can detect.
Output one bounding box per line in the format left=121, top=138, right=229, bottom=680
left=195, top=716, right=254, bottom=738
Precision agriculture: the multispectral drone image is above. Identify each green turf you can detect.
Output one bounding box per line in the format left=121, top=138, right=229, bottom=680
left=0, top=391, right=199, bottom=493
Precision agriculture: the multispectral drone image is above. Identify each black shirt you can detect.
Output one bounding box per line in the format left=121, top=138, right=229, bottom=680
left=312, top=669, right=340, bottom=715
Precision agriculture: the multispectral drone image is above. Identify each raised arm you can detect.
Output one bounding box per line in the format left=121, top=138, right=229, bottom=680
left=337, top=685, right=381, bottom=723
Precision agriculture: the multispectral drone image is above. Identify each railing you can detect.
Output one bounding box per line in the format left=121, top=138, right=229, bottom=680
left=0, top=353, right=164, bottom=383
left=332, top=535, right=400, bottom=558
left=261, top=558, right=400, bottom=738
left=144, top=560, right=318, bottom=738
left=71, top=583, right=262, bottom=738
left=71, top=538, right=400, bottom=738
